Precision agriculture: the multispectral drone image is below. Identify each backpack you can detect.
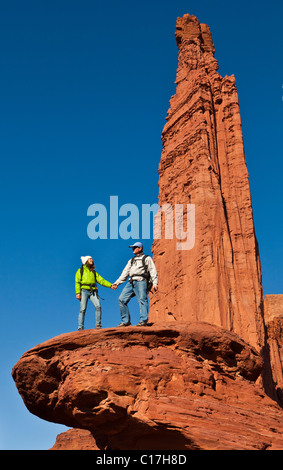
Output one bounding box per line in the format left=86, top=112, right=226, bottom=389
left=130, top=255, right=153, bottom=292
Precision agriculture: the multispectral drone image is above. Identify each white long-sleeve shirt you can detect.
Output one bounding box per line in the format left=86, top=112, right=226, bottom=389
left=114, top=253, right=158, bottom=287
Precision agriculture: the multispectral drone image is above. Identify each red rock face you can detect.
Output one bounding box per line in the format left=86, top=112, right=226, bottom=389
left=150, top=14, right=265, bottom=351
left=12, top=326, right=283, bottom=450
left=50, top=429, right=99, bottom=450
left=264, top=295, right=283, bottom=403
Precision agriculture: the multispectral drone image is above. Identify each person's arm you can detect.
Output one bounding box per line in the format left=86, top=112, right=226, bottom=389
left=95, top=272, right=112, bottom=288
left=113, top=260, right=131, bottom=287
left=75, top=268, right=82, bottom=294
left=75, top=269, right=82, bottom=298
left=146, top=257, right=158, bottom=288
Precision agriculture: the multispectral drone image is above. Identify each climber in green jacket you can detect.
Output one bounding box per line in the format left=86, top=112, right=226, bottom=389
left=75, top=255, right=114, bottom=330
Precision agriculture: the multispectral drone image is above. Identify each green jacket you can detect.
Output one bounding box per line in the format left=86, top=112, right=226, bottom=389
left=75, top=265, right=112, bottom=294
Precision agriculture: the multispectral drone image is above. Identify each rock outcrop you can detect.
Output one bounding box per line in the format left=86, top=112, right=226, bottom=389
left=50, top=429, right=99, bottom=450
left=11, top=14, right=283, bottom=450
left=12, top=325, right=283, bottom=450
left=150, top=14, right=264, bottom=351
left=264, top=295, right=283, bottom=403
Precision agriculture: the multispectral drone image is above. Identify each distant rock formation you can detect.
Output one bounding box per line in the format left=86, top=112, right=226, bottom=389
left=50, top=428, right=99, bottom=450
left=12, top=325, right=283, bottom=450
left=150, top=14, right=264, bottom=351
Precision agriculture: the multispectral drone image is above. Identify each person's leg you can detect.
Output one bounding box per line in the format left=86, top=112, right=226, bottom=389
left=89, top=291, right=102, bottom=328
left=118, top=281, right=135, bottom=325
left=133, top=280, right=148, bottom=324
left=78, top=289, right=90, bottom=330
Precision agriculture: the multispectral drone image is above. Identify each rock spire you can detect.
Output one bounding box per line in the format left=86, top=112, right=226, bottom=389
left=150, top=14, right=265, bottom=350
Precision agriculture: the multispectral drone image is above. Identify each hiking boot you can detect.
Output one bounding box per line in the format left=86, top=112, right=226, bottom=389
left=96, top=324, right=102, bottom=329
left=117, top=321, right=131, bottom=327
left=136, top=321, right=148, bottom=327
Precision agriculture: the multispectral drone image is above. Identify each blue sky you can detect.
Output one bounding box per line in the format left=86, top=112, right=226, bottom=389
left=0, top=0, right=282, bottom=450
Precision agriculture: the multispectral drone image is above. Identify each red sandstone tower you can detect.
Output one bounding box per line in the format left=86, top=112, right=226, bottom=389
left=150, top=14, right=265, bottom=350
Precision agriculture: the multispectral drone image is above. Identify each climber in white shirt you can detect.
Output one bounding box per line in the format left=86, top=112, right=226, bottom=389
left=112, top=242, right=158, bottom=326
